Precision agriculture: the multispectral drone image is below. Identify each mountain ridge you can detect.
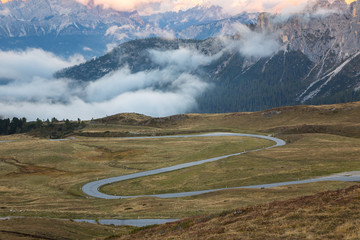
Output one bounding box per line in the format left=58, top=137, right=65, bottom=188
left=56, top=0, right=360, bottom=112
left=0, top=0, right=257, bottom=57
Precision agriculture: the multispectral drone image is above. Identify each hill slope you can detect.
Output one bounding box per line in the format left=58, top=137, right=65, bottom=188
left=1, top=102, right=360, bottom=239
left=119, top=184, right=360, bottom=239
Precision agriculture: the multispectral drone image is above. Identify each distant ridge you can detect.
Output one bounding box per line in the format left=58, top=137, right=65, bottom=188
left=0, top=0, right=257, bottom=57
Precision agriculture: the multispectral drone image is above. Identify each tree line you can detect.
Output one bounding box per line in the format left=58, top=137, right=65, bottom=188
left=0, top=117, right=86, bottom=138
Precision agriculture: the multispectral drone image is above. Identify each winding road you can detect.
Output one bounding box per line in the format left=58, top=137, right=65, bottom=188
left=82, top=132, right=360, bottom=199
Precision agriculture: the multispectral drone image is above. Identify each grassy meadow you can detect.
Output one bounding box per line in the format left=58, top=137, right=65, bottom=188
left=0, top=102, right=360, bottom=238
left=102, top=133, right=360, bottom=196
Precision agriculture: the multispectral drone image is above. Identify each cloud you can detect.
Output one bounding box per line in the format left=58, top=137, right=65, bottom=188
left=85, top=68, right=168, bottom=102
left=221, top=23, right=280, bottom=58
left=0, top=26, right=281, bottom=121
left=105, top=25, right=132, bottom=41
left=83, top=47, right=94, bottom=52
left=0, top=91, right=200, bottom=121
left=271, top=0, right=347, bottom=23
left=105, top=24, right=175, bottom=41
left=0, top=49, right=84, bottom=107
left=0, top=49, right=84, bottom=81
left=0, top=77, right=72, bottom=103
left=149, top=47, right=220, bottom=71
left=106, top=43, right=118, bottom=53
left=76, top=0, right=163, bottom=13
left=133, top=25, right=175, bottom=39
left=0, top=48, right=216, bottom=120
left=0, top=7, right=10, bottom=16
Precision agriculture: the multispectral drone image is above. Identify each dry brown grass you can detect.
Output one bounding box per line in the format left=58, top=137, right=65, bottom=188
left=0, top=102, right=359, bottom=239
left=102, top=133, right=360, bottom=196
left=78, top=101, right=360, bottom=137
left=0, top=135, right=273, bottom=220
left=0, top=217, right=130, bottom=240
left=119, top=184, right=360, bottom=240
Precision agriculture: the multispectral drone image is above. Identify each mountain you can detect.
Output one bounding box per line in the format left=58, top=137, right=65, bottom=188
left=56, top=0, right=360, bottom=113
left=142, top=6, right=258, bottom=39
left=144, top=5, right=230, bottom=30
left=256, top=0, right=360, bottom=105
left=175, top=12, right=258, bottom=39
left=55, top=38, right=223, bottom=81
left=0, top=0, right=144, bottom=57
left=201, top=0, right=360, bottom=110
left=0, top=0, right=257, bottom=58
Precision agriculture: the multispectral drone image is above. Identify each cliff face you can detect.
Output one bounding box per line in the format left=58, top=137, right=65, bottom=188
left=257, top=0, right=360, bottom=63
left=248, top=0, right=360, bottom=104
left=350, top=0, right=360, bottom=17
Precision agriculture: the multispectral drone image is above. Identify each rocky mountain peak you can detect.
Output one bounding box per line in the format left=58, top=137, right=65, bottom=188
left=0, top=0, right=257, bottom=57
left=330, top=0, right=349, bottom=11
left=255, top=0, right=360, bottom=63
left=256, top=12, right=272, bottom=31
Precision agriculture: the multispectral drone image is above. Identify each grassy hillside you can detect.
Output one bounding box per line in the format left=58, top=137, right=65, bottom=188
left=78, top=101, right=360, bottom=137
left=0, top=217, right=130, bottom=240
left=119, top=184, right=360, bottom=239
left=0, top=102, right=360, bottom=239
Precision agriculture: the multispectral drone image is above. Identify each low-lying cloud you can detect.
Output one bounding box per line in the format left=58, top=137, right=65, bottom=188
left=149, top=47, right=221, bottom=71
left=0, top=25, right=284, bottom=121
left=221, top=23, right=280, bottom=58
left=0, top=49, right=84, bottom=81
left=0, top=48, right=215, bottom=120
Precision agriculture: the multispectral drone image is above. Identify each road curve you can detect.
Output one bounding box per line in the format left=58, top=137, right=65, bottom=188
left=82, top=132, right=360, bottom=199
left=82, top=132, right=286, bottom=199
left=2, top=133, right=359, bottom=199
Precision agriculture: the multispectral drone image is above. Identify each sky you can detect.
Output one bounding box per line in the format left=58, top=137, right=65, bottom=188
left=1, top=0, right=357, bottom=15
